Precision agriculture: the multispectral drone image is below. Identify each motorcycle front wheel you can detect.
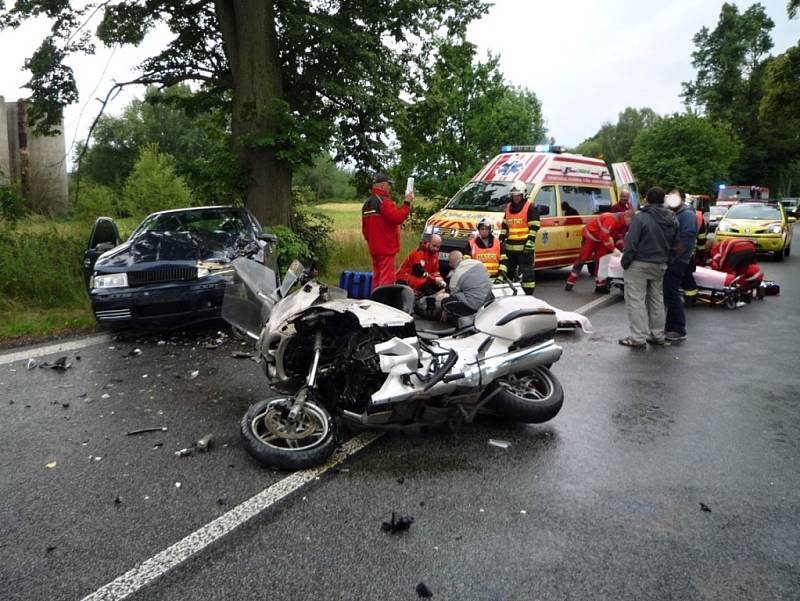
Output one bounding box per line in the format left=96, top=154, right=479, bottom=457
left=240, top=397, right=337, bottom=470
left=486, top=367, right=564, bottom=424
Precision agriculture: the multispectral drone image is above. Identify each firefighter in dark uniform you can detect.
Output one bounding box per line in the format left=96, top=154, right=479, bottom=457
left=496, top=179, right=539, bottom=295
left=682, top=208, right=708, bottom=306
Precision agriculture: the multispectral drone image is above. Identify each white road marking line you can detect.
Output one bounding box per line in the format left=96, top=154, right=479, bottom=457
left=80, top=431, right=383, bottom=601
left=575, top=292, right=620, bottom=316
left=0, top=334, right=111, bottom=366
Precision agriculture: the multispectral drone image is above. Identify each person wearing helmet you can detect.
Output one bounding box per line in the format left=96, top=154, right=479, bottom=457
left=496, top=180, right=539, bottom=295
left=468, top=218, right=501, bottom=276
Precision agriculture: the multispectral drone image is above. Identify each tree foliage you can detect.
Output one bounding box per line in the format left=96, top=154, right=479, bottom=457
left=573, top=107, right=659, bottom=163
left=121, top=144, right=194, bottom=218
left=630, top=114, right=741, bottom=195
left=0, top=0, right=489, bottom=227
left=79, top=85, right=244, bottom=203
left=682, top=2, right=774, bottom=124
left=395, top=38, right=545, bottom=198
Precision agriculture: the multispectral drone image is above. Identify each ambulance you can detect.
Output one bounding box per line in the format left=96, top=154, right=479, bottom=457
left=424, top=145, right=637, bottom=273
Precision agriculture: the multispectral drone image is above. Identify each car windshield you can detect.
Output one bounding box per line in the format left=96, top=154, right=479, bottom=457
left=131, top=208, right=249, bottom=239
left=725, top=204, right=782, bottom=221
left=446, top=181, right=529, bottom=210
left=709, top=206, right=727, bottom=216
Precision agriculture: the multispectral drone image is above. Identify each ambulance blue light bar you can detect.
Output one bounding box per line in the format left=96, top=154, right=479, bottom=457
left=500, top=144, right=565, bottom=154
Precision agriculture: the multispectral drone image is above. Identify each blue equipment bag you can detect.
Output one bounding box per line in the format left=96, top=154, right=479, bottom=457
left=338, top=271, right=373, bottom=299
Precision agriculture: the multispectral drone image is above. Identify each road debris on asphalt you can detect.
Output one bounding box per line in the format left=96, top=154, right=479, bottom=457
left=397, top=477, right=405, bottom=484
left=488, top=439, right=511, bottom=449
left=114, top=496, right=122, bottom=505
left=101, top=393, right=111, bottom=399
left=231, top=350, right=254, bottom=359
left=195, top=434, right=214, bottom=452
left=699, top=502, right=712, bottom=512
left=381, top=512, right=414, bottom=534
left=188, top=370, right=200, bottom=379
left=416, top=582, right=433, bottom=598
left=39, top=356, right=71, bottom=370
left=126, top=348, right=142, bottom=357
left=45, top=462, right=57, bottom=469
left=26, top=358, right=37, bottom=370
left=46, top=546, right=57, bottom=553
left=175, top=447, right=193, bottom=457
left=175, top=482, right=182, bottom=489
left=126, top=427, right=168, bottom=436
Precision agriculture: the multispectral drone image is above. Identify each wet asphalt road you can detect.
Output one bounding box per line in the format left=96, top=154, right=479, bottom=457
left=1, top=260, right=798, bottom=601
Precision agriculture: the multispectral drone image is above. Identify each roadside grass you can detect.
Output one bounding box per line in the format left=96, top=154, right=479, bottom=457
left=0, top=300, right=96, bottom=339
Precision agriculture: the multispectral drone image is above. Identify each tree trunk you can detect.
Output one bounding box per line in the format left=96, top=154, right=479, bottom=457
left=214, top=0, right=292, bottom=227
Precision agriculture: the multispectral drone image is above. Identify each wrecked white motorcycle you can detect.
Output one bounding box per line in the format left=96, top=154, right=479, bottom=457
left=223, top=250, right=568, bottom=470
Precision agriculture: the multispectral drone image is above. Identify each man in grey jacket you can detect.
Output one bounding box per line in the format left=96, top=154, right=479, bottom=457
left=440, top=251, right=493, bottom=322
left=619, top=187, right=680, bottom=348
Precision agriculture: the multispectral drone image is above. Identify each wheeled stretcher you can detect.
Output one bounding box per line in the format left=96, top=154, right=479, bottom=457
left=597, top=254, right=762, bottom=309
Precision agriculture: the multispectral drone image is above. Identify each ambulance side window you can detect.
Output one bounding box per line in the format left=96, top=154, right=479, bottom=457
left=558, top=186, right=613, bottom=215
left=534, top=185, right=556, bottom=216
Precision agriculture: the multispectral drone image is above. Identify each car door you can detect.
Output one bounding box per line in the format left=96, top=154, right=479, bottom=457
left=84, top=217, right=121, bottom=290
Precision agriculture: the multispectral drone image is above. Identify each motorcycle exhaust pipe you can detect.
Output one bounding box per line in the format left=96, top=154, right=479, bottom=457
left=479, top=340, right=562, bottom=382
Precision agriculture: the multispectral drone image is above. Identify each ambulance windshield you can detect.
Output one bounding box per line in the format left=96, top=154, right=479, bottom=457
left=447, top=182, right=523, bottom=210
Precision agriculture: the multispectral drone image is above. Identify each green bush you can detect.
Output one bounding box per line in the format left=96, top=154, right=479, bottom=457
left=0, top=178, right=27, bottom=222
left=70, top=181, right=120, bottom=222
left=409, top=195, right=447, bottom=229
left=0, top=226, right=88, bottom=308
left=121, top=144, right=194, bottom=218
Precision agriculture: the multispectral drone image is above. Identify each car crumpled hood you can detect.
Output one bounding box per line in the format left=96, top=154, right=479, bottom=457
left=98, top=231, right=240, bottom=268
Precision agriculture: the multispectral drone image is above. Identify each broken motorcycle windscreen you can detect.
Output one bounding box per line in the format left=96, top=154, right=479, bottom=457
left=222, top=257, right=280, bottom=339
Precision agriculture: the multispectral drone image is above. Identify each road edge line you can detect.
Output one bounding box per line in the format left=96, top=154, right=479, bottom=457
left=0, top=334, right=111, bottom=366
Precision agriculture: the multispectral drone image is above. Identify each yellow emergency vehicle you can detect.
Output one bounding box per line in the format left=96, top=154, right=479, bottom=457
left=424, top=145, right=637, bottom=271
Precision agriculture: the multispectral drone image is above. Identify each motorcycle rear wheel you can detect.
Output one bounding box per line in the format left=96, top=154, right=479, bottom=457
left=241, top=397, right=337, bottom=470
left=486, top=367, right=564, bottom=424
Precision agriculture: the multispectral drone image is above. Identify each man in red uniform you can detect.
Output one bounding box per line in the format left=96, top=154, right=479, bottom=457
left=361, top=173, right=413, bottom=290
left=565, top=210, right=633, bottom=293
left=610, top=189, right=633, bottom=213
left=396, top=234, right=445, bottom=296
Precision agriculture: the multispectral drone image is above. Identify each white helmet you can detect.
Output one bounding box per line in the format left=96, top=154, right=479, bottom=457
left=510, top=180, right=526, bottom=196
left=476, top=217, right=493, bottom=233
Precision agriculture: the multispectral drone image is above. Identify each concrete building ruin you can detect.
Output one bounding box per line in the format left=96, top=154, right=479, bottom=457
left=1, top=96, right=69, bottom=216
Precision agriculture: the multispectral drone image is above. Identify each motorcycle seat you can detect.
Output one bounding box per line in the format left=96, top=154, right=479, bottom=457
left=370, top=284, right=415, bottom=314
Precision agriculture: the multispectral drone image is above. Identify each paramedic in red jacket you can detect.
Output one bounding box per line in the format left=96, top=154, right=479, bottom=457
left=396, top=234, right=445, bottom=296
left=361, top=173, right=413, bottom=290
left=565, top=210, right=633, bottom=293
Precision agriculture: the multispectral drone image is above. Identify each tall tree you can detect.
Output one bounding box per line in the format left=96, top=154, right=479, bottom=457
left=573, top=107, right=659, bottom=163
left=681, top=2, right=774, bottom=124
left=630, top=113, right=741, bottom=195
left=790, top=0, right=799, bottom=18
left=0, top=0, right=488, bottom=226
left=395, top=39, right=545, bottom=198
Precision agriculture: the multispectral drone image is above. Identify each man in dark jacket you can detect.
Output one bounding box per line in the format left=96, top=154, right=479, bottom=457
left=663, top=187, right=698, bottom=341
left=618, top=187, right=680, bottom=348
left=361, top=173, right=413, bottom=290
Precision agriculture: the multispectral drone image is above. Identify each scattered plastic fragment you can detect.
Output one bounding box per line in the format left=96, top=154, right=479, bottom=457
left=416, top=582, right=433, bottom=598
left=204, top=344, right=218, bottom=350
left=188, top=370, right=200, bottom=379
left=520, top=510, right=527, bottom=515
left=26, top=358, right=37, bottom=370
left=101, top=393, right=111, bottom=399
left=397, top=476, right=405, bottom=484
left=231, top=351, right=253, bottom=359
left=61, top=403, right=70, bottom=409
left=333, top=467, right=350, bottom=474
left=152, top=443, right=163, bottom=450
left=39, top=356, right=71, bottom=370
left=175, top=482, right=182, bottom=489
left=381, top=512, right=414, bottom=533
left=126, top=427, right=168, bottom=436
left=488, top=439, right=511, bottom=449
left=46, top=546, right=57, bottom=553
left=699, top=502, right=712, bottom=513
left=127, top=348, right=142, bottom=357
left=45, top=462, right=57, bottom=469
left=142, top=374, right=149, bottom=379
left=175, top=448, right=193, bottom=457
left=196, top=434, right=214, bottom=452
left=114, top=496, right=122, bottom=505
left=217, top=498, right=227, bottom=506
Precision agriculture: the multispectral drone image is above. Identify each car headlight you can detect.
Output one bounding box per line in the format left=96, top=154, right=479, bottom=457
left=717, top=222, right=731, bottom=232
left=767, top=224, right=783, bottom=234
left=91, top=273, right=128, bottom=289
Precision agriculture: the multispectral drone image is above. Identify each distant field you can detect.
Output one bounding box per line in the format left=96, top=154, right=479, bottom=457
left=315, top=201, right=422, bottom=279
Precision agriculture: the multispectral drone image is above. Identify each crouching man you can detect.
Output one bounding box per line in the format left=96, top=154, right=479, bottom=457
left=417, top=251, right=492, bottom=323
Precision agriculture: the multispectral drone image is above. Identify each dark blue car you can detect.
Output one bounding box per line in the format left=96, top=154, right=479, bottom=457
left=84, top=206, right=277, bottom=330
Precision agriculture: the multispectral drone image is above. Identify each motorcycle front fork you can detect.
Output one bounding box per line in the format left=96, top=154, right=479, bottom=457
left=288, top=330, right=323, bottom=421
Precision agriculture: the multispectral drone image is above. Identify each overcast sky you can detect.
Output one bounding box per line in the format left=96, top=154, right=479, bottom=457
left=0, top=0, right=797, bottom=162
